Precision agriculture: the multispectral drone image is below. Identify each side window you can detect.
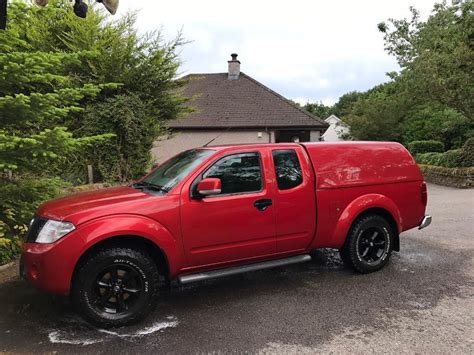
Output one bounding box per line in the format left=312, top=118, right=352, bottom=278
left=203, top=152, right=263, bottom=195
left=272, top=150, right=303, bottom=190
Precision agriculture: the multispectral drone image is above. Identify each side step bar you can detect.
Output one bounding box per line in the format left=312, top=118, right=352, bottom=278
left=178, top=254, right=312, bottom=284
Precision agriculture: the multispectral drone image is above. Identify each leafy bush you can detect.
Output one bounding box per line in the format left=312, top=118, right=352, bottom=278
left=416, top=152, right=444, bottom=166
left=460, top=138, right=474, bottom=167
left=79, top=94, right=158, bottom=182
left=408, top=140, right=445, bottom=155
left=418, top=165, right=474, bottom=188
left=0, top=236, right=21, bottom=266
left=0, top=178, right=65, bottom=230
left=0, top=177, right=66, bottom=265
left=416, top=149, right=464, bottom=168
left=439, top=149, right=463, bottom=168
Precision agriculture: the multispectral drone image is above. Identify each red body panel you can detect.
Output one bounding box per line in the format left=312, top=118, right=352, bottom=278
left=272, top=146, right=316, bottom=253
left=22, top=142, right=427, bottom=295
left=301, top=142, right=425, bottom=249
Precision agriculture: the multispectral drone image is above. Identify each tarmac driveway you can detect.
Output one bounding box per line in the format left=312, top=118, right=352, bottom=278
left=0, top=183, right=473, bottom=353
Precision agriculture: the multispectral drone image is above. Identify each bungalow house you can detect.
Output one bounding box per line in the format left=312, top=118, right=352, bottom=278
left=152, top=54, right=328, bottom=162
left=321, top=114, right=350, bottom=141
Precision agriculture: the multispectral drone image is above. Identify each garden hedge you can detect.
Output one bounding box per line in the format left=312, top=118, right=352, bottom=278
left=419, top=165, right=474, bottom=188
left=416, top=149, right=462, bottom=168
left=460, top=137, right=474, bottom=167
left=408, top=140, right=445, bottom=155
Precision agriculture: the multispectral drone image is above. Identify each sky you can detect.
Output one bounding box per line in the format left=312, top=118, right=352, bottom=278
left=116, top=0, right=439, bottom=106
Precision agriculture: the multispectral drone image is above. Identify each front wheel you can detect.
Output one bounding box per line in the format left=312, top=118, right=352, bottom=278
left=339, top=214, right=394, bottom=273
left=72, top=246, right=160, bottom=328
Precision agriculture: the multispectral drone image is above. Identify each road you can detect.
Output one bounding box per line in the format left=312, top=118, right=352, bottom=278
left=0, top=184, right=473, bottom=353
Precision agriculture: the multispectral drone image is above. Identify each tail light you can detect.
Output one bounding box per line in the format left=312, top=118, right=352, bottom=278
left=421, top=182, right=427, bottom=206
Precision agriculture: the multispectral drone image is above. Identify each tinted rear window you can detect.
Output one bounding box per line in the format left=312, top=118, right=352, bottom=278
left=272, top=150, right=303, bottom=190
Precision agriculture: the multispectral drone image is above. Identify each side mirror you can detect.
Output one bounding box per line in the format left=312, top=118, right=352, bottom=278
left=196, top=178, right=222, bottom=197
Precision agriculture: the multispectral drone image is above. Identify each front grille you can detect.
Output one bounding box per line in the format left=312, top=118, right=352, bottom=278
left=24, top=217, right=48, bottom=243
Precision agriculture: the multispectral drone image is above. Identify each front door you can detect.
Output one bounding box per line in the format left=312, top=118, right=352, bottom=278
left=180, top=151, right=276, bottom=267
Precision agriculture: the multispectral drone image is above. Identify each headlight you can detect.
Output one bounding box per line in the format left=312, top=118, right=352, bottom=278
left=36, top=220, right=75, bottom=244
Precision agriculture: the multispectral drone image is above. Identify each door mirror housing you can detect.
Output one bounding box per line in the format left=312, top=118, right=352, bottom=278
left=196, top=178, right=222, bottom=197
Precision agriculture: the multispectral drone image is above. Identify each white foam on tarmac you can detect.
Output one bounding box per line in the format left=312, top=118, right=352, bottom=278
left=47, top=316, right=178, bottom=346
left=97, top=318, right=179, bottom=337
left=48, top=331, right=102, bottom=346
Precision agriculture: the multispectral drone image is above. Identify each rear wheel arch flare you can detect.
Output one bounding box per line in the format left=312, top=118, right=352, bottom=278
left=72, top=235, right=170, bottom=285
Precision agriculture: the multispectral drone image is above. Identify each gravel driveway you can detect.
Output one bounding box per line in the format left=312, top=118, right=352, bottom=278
left=0, top=183, right=473, bottom=353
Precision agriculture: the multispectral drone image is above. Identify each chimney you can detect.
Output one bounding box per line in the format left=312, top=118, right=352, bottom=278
left=228, top=53, right=240, bottom=80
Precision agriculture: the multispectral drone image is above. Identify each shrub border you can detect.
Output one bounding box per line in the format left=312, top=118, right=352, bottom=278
left=419, top=164, right=474, bottom=188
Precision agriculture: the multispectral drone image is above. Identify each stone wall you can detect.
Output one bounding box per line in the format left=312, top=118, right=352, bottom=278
left=419, top=164, right=474, bottom=188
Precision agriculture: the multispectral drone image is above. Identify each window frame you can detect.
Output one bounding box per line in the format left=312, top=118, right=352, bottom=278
left=191, top=151, right=265, bottom=198
left=272, top=149, right=304, bottom=191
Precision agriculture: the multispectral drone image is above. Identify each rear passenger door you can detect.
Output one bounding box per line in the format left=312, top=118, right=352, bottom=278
left=272, top=148, right=317, bottom=252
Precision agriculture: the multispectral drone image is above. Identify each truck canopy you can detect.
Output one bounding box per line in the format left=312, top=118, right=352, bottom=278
left=302, top=142, right=423, bottom=189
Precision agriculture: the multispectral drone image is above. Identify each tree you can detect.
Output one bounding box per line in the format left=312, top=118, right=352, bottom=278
left=332, top=91, right=365, bottom=117
left=304, top=101, right=332, bottom=119
left=344, top=82, right=407, bottom=142
left=343, top=0, right=473, bottom=148
left=0, top=12, right=111, bottom=240
left=304, top=91, right=365, bottom=123
left=7, top=0, right=188, bottom=181
left=378, top=1, right=473, bottom=118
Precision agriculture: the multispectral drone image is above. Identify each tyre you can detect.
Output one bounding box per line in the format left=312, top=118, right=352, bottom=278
left=72, top=246, right=160, bottom=328
left=339, top=214, right=394, bottom=273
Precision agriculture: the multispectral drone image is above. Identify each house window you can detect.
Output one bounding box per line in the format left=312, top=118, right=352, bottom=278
left=203, top=152, right=262, bottom=194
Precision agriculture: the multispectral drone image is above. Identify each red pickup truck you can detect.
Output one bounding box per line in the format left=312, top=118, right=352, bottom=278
left=21, top=142, right=431, bottom=327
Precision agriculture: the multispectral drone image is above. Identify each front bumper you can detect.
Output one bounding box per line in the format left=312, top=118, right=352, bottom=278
left=21, top=237, right=79, bottom=295
left=418, top=215, right=432, bottom=229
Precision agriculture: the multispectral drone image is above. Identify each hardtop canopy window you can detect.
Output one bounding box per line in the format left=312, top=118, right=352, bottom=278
left=203, top=152, right=263, bottom=195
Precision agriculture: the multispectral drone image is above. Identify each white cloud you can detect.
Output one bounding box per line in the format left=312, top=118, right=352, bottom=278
left=322, top=97, right=337, bottom=106
left=116, top=0, right=438, bottom=103
left=292, top=97, right=310, bottom=106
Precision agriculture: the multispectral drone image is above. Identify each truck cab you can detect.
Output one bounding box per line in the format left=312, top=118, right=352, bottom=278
left=21, top=142, right=430, bottom=327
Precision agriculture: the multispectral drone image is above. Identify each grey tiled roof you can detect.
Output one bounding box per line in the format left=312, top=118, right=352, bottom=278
left=167, top=73, right=328, bottom=129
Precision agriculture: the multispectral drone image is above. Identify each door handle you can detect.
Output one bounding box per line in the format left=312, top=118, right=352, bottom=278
left=254, top=198, right=273, bottom=211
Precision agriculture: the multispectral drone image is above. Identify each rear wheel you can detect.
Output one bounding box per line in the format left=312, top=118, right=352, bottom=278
left=72, top=247, right=160, bottom=328
left=339, top=214, right=394, bottom=273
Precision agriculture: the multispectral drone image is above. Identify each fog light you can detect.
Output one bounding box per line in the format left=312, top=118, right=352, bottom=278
left=30, top=265, right=39, bottom=280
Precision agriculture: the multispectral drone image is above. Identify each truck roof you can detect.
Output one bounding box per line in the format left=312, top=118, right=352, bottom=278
left=200, top=141, right=422, bottom=189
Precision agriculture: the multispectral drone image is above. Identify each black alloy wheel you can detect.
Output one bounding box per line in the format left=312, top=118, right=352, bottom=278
left=356, top=227, right=388, bottom=264
left=339, top=214, right=394, bottom=273
left=72, top=247, right=160, bottom=327
left=93, top=264, right=143, bottom=315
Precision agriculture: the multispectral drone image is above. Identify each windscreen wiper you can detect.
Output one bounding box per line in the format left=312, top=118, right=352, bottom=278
left=131, top=181, right=169, bottom=193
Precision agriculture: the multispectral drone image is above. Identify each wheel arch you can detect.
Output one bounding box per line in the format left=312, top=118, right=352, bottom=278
left=72, top=235, right=171, bottom=285
left=332, top=194, right=402, bottom=251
